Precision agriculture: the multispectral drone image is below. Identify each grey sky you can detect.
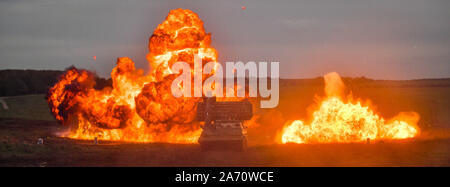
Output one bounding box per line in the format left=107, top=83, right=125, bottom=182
left=0, top=0, right=449, bottom=79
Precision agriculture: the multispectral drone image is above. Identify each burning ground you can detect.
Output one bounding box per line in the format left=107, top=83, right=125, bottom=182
left=279, top=72, right=419, bottom=144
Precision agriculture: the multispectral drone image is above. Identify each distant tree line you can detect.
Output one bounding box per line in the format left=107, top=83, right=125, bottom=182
left=0, top=68, right=448, bottom=97
left=0, top=69, right=111, bottom=97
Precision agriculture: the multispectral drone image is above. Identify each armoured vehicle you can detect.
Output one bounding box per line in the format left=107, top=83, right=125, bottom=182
left=196, top=97, right=253, bottom=151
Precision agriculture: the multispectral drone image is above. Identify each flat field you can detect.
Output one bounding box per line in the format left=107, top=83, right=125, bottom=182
left=1, top=79, right=449, bottom=166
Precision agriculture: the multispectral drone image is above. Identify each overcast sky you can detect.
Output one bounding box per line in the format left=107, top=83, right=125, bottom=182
left=0, top=0, right=449, bottom=79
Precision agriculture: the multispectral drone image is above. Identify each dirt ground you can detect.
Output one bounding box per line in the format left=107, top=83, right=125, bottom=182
left=1, top=118, right=449, bottom=167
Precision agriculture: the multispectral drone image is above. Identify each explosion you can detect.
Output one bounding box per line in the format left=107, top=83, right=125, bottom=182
left=47, top=9, right=217, bottom=143
left=47, top=9, right=419, bottom=145
left=281, top=72, right=419, bottom=144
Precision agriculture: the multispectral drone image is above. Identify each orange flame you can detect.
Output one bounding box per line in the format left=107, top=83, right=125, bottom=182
left=47, top=9, right=217, bottom=143
left=281, top=72, right=419, bottom=144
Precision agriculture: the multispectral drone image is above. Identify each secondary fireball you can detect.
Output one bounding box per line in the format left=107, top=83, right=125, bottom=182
left=281, top=72, right=419, bottom=144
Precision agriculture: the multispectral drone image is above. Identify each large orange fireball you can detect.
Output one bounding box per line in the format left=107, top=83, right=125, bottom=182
left=281, top=72, right=419, bottom=144
left=47, top=9, right=217, bottom=143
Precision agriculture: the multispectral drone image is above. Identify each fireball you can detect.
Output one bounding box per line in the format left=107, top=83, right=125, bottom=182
left=47, top=9, right=217, bottom=143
